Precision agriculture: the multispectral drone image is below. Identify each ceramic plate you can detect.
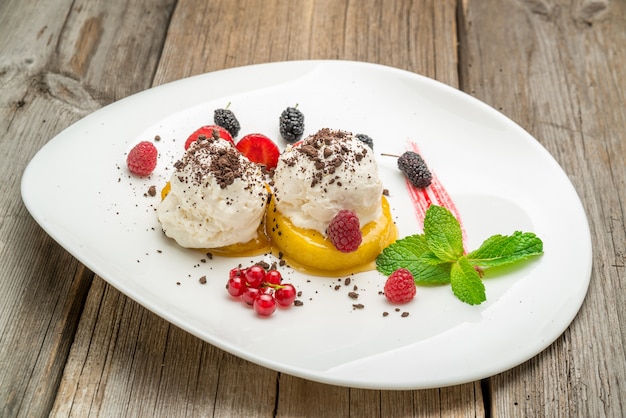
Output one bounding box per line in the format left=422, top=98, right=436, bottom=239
left=21, top=61, right=591, bottom=389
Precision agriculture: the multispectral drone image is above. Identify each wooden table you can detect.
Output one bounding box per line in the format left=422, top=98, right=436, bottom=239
left=2, top=0, right=625, bottom=416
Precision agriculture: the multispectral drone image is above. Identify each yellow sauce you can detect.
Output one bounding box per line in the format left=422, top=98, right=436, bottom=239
left=265, top=195, right=396, bottom=276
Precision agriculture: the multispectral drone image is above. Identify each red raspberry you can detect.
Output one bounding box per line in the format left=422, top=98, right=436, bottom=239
left=327, top=210, right=362, bottom=252
left=127, top=141, right=157, bottom=176
left=384, top=268, right=416, bottom=303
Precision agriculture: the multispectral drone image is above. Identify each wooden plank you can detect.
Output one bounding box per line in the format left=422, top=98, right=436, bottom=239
left=0, top=0, right=95, bottom=415
left=0, top=0, right=176, bottom=416
left=459, top=0, right=626, bottom=416
left=154, top=0, right=459, bottom=87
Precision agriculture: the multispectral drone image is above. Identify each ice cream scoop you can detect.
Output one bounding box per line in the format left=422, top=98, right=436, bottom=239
left=272, top=128, right=383, bottom=235
left=157, top=136, right=268, bottom=248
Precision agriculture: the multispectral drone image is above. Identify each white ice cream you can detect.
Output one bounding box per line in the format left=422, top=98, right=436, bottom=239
left=157, top=137, right=268, bottom=248
left=272, top=128, right=383, bottom=235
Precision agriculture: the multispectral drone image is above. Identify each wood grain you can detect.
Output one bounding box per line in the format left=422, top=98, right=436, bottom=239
left=1, top=0, right=624, bottom=416
left=0, top=0, right=176, bottom=416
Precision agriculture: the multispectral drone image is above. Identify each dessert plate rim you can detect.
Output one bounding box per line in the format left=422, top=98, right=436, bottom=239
left=21, top=60, right=592, bottom=389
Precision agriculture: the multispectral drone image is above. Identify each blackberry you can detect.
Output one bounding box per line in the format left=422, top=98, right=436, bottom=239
left=397, top=151, right=432, bottom=188
left=355, top=133, right=374, bottom=150
left=214, top=108, right=241, bottom=137
left=279, top=107, right=305, bottom=143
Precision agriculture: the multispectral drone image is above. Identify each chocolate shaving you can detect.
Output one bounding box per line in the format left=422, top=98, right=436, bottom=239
left=174, top=137, right=262, bottom=191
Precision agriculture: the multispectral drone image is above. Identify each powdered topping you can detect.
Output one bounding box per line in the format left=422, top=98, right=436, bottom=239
left=175, top=136, right=251, bottom=190
left=272, top=128, right=383, bottom=235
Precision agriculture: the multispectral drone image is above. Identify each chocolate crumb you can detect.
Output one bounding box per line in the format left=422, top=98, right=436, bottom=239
left=294, top=300, right=304, bottom=306
left=334, top=285, right=341, bottom=290
left=401, top=312, right=410, bottom=317
left=147, top=185, right=157, bottom=196
left=348, top=292, right=359, bottom=299
left=199, top=276, right=207, bottom=284
left=383, top=188, right=389, bottom=196
left=256, top=261, right=271, bottom=270
left=154, top=135, right=161, bottom=141
left=206, top=252, right=213, bottom=260
left=383, top=312, right=389, bottom=317
left=352, top=303, right=365, bottom=309
left=344, top=277, right=351, bottom=286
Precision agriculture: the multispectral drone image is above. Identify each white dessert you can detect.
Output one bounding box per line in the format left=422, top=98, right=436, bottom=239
left=157, top=137, right=268, bottom=248
left=272, top=128, right=383, bottom=235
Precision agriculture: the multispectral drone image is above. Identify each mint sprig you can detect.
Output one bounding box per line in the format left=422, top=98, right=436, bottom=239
left=376, top=205, right=543, bottom=305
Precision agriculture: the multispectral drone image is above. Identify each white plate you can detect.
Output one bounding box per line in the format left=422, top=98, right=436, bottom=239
left=21, top=61, right=592, bottom=389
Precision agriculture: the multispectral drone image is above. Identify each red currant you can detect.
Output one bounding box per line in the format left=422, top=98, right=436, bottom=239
left=242, top=287, right=261, bottom=306
left=275, top=283, right=297, bottom=307
left=244, top=265, right=266, bottom=288
left=229, top=267, right=244, bottom=280
left=254, top=293, right=276, bottom=316
left=226, top=264, right=298, bottom=315
left=227, top=276, right=246, bottom=297
left=265, top=270, right=282, bottom=286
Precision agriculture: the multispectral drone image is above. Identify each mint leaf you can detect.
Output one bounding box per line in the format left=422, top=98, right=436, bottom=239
left=423, top=205, right=464, bottom=262
left=412, top=262, right=453, bottom=284
left=376, top=235, right=451, bottom=283
left=450, top=256, right=486, bottom=305
left=467, top=231, right=543, bottom=267
left=376, top=205, right=543, bottom=306
left=419, top=250, right=451, bottom=266
left=376, top=234, right=429, bottom=275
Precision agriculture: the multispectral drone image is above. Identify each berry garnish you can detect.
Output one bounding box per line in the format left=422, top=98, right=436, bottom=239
left=327, top=210, right=362, bottom=253
left=184, top=125, right=234, bottom=150
left=244, top=265, right=266, bottom=288
left=397, top=151, right=432, bottom=188
left=225, top=264, right=298, bottom=315
left=226, top=276, right=246, bottom=297
left=383, top=268, right=416, bottom=303
left=214, top=107, right=241, bottom=137
left=279, top=106, right=305, bottom=143
left=127, top=141, right=158, bottom=177
left=275, top=283, right=297, bottom=307
left=265, top=269, right=282, bottom=285
left=229, top=267, right=244, bottom=280
left=355, top=133, right=374, bottom=150
left=235, top=133, right=280, bottom=170
left=254, top=294, right=277, bottom=316
left=242, top=286, right=262, bottom=306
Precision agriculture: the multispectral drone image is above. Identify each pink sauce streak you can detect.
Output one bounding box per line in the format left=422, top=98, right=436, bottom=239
left=405, top=141, right=468, bottom=248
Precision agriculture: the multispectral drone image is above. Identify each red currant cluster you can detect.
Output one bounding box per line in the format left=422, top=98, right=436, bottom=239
left=226, top=265, right=297, bottom=316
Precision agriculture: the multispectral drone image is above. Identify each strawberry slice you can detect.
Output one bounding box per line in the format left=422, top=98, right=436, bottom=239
left=236, top=133, right=280, bottom=170
left=184, top=125, right=233, bottom=150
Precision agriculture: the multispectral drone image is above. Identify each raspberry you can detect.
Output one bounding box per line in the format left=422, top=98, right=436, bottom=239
left=355, top=133, right=374, bottom=150
left=384, top=268, right=416, bottom=303
left=127, top=141, right=157, bottom=176
left=279, top=106, right=305, bottom=143
left=214, top=108, right=240, bottom=137
left=327, top=210, right=362, bottom=253
left=397, top=151, right=432, bottom=188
